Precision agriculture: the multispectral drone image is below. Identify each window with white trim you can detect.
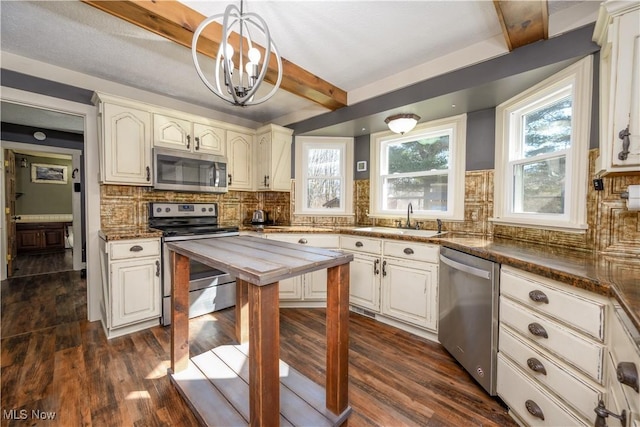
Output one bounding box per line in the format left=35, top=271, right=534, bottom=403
left=294, top=136, right=354, bottom=216
left=493, top=56, right=592, bottom=230
left=370, top=114, right=466, bottom=220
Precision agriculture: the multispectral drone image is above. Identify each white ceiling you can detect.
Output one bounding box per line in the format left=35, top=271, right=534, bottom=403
left=0, top=0, right=600, bottom=135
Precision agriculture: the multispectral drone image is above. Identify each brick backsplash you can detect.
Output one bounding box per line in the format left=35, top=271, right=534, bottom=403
left=101, top=149, right=639, bottom=254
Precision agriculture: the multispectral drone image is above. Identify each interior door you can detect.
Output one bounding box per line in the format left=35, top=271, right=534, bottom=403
left=4, top=150, right=18, bottom=277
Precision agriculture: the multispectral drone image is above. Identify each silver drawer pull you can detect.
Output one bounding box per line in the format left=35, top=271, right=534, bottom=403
left=130, top=245, right=143, bottom=252
left=527, top=322, right=548, bottom=339
left=529, top=290, right=549, bottom=304
left=355, top=241, right=364, bottom=247
left=403, top=248, right=414, bottom=255
left=525, top=400, right=544, bottom=421
left=526, top=358, right=547, bottom=375
left=617, top=362, right=639, bottom=393
left=298, top=238, right=307, bottom=244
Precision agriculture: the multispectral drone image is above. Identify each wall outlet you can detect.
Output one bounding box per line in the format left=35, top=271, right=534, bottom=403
left=593, top=178, right=604, bottom=191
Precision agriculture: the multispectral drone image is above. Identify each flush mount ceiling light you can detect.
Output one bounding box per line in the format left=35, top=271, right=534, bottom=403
left=33, top=131, right=47, bottom=141
left=191, top=0, right=283, bottom=106
left=385, top=114, right=421, bottom=134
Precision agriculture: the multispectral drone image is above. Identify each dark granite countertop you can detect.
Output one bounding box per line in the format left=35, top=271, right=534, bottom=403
left=99, top=227, right=163, bottom=241
left=254, top=226, right=640, bottom=332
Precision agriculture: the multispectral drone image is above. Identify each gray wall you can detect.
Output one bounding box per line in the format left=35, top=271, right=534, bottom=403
left=16, top=154, right=73, bottom=215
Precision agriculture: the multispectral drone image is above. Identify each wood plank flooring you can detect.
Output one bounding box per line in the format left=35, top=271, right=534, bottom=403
left=11, top=249, right=74, bottom=278
left=1, top=271, right=516, bottom=426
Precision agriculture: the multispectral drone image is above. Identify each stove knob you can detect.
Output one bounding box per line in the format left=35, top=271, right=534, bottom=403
left=156, top=207, right=161, bottom=213
left=165, top=208, right=170, bottom=213
left=208, top=207, right=214, bottom=212
left=202, top=207, right=206, bottom=212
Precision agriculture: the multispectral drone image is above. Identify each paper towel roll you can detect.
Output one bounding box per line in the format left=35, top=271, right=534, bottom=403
left=628, top=185, right=640, bottom=210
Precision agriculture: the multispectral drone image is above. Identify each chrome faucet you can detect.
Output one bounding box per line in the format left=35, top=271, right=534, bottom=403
left=406, top=203, right=413, bottom=229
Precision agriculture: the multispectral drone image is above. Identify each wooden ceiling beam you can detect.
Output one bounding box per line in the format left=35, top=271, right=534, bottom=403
left=81, top=0, right=347, bottom=110
left=493, top=0, right=549, bottom=51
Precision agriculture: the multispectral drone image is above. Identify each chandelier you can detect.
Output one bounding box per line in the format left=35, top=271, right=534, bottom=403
left=191, top=1, right=283, bottom=106
left=385, top=114, right=421, bottom=135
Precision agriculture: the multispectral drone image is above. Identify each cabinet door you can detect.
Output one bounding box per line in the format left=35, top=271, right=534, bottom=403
left=304, top=269, right=328, bottom=300
left=111, top=258, right=161, bottom=327
left=256, top=131, right=271, bottom=190
left=17, top=229, right=41, bottom=251
left=270, top=129, right=293, bottom=191
left=226, top=130, right=253, bottom=190
left=193, top=122, right=225, bottom=155
left=102, top=103, right=152, bottom=185
left=43, top=228, right=64, bottom=250
left=279, top=276, right=302, bottom=300
left=382, top=258, right=437, bottom=330
left=610, top=9, right=640, bottom=168
left=348, top=252, right=380, bottom=311
left=153, top=113, right=191, bottom=151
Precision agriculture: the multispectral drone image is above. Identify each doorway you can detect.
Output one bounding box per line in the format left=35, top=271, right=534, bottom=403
left=1, top=102, right=86, bottom=279
left=4, top=147, right=79, bottom=277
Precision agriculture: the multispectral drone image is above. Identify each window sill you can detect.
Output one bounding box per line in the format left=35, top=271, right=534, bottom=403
left=489, top=217, right=588, bottom=233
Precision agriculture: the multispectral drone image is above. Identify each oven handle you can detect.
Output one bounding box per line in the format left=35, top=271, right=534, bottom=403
left=440, top=254, right=491, bottom=280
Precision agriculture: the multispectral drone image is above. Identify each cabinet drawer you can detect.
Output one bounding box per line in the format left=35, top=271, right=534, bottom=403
left=499, top=326, right=602, bottom=421
left=340, top=236, right=381, bottom=254
left=109, top=239, right=160, bottom=260
left=383, top=240, right=438, bottom=263
left=498, top=354, right=588, bottom=426
left=501, top=267, right=606, bottom=342
left=267, top=233, right=338, bottom=248
left=500, top=297, right=605, bottom=383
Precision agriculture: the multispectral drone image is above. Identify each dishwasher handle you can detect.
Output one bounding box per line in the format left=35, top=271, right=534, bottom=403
left=440, top=254, right=491, bottom=280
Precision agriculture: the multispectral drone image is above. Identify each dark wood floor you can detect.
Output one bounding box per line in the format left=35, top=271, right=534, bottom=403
left=1, top=271, right=515, bottom=427
left=11, top=249, right=74, bottom=278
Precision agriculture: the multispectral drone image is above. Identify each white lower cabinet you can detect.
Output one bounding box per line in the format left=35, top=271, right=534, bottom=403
left=498, top=266, right=608, bottom=426
left=99, top=237, right=161, bottom=338
left=381, top=257, right=437, bottom=330
left=264, top=233, right=339, bottom=306
left=340, top=235, right=439, bottom=333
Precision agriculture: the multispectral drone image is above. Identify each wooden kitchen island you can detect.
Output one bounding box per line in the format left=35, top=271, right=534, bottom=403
left=166, top=235, right=353, bottom=426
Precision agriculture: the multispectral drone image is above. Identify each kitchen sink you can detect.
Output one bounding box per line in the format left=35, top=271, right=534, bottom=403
left=354, top=227, right=446, bottom=238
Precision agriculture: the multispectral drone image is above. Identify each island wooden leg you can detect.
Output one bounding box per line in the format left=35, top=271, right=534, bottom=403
left=326, top=264, right=350, bottom=416
left=249, top=281, right=279, bottom=427
left=235, top=279, right=249, bottom=344
left=171, top=251, right=190, bottom=373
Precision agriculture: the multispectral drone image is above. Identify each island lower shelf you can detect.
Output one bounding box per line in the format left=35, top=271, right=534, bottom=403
left=170, top=344, right=351, bottom=427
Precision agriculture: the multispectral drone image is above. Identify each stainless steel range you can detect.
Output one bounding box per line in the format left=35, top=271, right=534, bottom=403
left=149, top=202, right=239, bottom=326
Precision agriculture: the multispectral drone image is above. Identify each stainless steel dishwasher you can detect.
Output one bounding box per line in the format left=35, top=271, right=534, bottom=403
left=438, top=247, right=499, bottom=395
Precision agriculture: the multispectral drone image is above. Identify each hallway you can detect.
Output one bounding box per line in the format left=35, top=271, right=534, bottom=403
left=10, top=249, right=74, bottom=278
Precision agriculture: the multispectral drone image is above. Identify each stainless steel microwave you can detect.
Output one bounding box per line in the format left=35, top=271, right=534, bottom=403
left=153, top=148, right=228, bottom=193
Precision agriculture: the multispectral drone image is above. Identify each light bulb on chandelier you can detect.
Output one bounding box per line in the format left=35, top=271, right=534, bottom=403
left=192, top=1, right=283, bottom=106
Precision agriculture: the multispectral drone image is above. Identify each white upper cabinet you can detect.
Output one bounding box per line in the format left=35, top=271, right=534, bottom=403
left=226, top=130, right=254, bottom=190
left=256, top=124, right=293, bottom=191
left=94, top=93, right=153, bottom=186
left=153, top=113, right=226, bottom=156
left=594, top=2, right=640, bottom=174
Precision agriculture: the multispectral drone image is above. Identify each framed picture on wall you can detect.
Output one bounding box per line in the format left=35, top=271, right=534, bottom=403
left=31, top=163, right=68, bottom=184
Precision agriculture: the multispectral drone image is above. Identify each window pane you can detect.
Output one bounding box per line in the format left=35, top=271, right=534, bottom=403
left=387, top=136, right=449, bottom=174
left=523, top=96, right=572, bottom=158
left=308, top=148, right=340, bottom=176
left=383, top=175, right=448, bottom=211
left=306, top=179, right=341, bottom=209
left=514, top=156, right=566, bottom=214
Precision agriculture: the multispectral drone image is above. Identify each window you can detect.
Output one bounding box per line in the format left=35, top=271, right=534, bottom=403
left=494, top=56, right=592, bottom=231
left=370, top=114, right=466, bottom=220
left=295, top=136, right=354, bottom=215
